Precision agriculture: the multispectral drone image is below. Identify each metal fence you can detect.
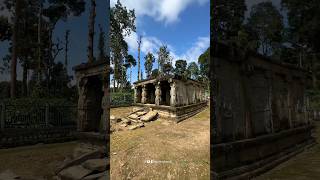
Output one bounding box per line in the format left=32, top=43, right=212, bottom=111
left=0, top=103, right=77, bottom=129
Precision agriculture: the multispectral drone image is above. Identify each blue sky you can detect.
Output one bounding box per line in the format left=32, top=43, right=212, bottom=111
left=110, top=0, right=210, bottom=84
left=0, top=0, right=109, bottom=82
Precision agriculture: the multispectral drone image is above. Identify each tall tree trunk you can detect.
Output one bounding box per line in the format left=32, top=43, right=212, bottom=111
left=137, top=35, right=142, bottom=81
left=10, top=0, right=21, bottom=98
left=37, top=2, right=42, bottom=85
left=88, top=0, right=96, bottom=63
left=312, top=54, right=318, bottom=89
left=22, top=62, right=28, bottom=96
left=130, top=65, right=132, bottom=84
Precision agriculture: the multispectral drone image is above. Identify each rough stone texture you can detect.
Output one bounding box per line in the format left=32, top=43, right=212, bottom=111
left=133, top=75, right=207, bottom=121
left=59, top=165, right=92, bottom=180
left=140, top=111, right=158, bottom=122
left=212, top=42, right=314, bottom=179
left=128, top=123, right=144, bottom=130
left=0, top=170, right=20, bottom=180
left=82, top=159, right=107, bottom=172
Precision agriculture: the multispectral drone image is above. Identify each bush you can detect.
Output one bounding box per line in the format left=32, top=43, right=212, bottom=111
left=111, top=91, right=134, bottom=107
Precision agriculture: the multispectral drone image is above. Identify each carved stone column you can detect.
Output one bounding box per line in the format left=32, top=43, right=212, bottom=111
left=77, top=77, right=88, bottom=132
left=134, top=86, right=138, bottom=103
left=141, top=85, right=147, bottom=104
left=170, top=81, right=177, bottom=107
left=155, top=82, right=161, bottom=105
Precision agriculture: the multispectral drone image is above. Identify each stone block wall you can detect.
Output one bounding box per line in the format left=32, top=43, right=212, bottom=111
left=211, top=42, right=314, bottom=179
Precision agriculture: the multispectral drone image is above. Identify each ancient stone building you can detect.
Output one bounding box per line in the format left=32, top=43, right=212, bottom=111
left=212, top=42, right=315, bottom=179
left=133, top=75, right=207, bottom=122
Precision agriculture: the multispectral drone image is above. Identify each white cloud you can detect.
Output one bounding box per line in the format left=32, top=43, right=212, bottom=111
left=111, top=0, right=209, bottom=24
left=176, top=37, right=210, bottom=63
left=125, top=32, right=209, bottom=66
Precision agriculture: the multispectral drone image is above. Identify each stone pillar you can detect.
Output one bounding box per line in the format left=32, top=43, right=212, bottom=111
left=134, top=86, right=138, bottom=103
left=77, top=77, right=88, bottom=132
left=170, top=81, right=177, bottom=107
left=155, top=82, right=161, bottom=105
left=141, top=85, right=147, bottom=104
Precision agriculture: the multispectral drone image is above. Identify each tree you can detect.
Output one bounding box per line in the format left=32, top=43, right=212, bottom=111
left=0, top=16, right=11, bottom=41
left=157, top=45, right=170, bottom=73
left=144, top=52, right=155, bottom=79
left=98, top=24, right=106, bottom=61
left=213, top=0, right=246, bottom=42
left=10, top=0, right=22, bottom=98
left=151, top=69, right=159, bottom=78
left=163, top=63, right=173, bottom=75
left=110, top=0, right=136, bottom=91
left=88, top=0, right=96, bottom=63
left=246, top=2, right=284, bottom=56
left=198, top=47, right=210, bottom=83
left=126, top=54, right=136, bottom=84
left=174, top=59, right=187, bottom=77
left=187, top=62, right=199, bottom=80
left=282, top=0, right=320, bottom=88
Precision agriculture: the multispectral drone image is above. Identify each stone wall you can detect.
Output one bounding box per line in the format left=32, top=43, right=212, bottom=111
left=0, top=127, right=76, bottom=148
left=212, top=42, right=314, bottom=179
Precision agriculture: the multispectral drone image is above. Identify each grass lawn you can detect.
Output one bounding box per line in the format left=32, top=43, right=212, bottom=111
left=110, top=106, right=210, bottom=180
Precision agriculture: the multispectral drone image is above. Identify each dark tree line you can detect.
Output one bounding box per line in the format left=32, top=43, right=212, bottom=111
left=214, top=0, right=320, bottom=89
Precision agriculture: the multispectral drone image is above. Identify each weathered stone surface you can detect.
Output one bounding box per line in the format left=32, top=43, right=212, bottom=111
left=140, top=111, right=158, bottom=122
left=56, top=149, right=102, bottom=174
left=83, top=172, right=106, bottom=180
left=59, top=165, right=92, bottom=180
left=121, top=118, right=131, bottom=125
left=82, top=159, right=107, bottom=172
left=128, top=114, right=139, bottom=120
left=128, top=123, right=144, bottom=130
left=136, top=111, right=147, bottom=116
left=0, top=170, right=20, bottom=180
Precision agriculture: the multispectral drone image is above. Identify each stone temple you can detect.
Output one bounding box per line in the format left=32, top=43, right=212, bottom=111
left=133, top=75, right=208, bottom=122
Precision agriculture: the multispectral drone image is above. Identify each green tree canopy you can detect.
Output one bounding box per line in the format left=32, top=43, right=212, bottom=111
left=144, top=52, right=155, bottom=79
left=174, top=59, right=187, bottom=77
left=246, top=2, right=284, bottom=56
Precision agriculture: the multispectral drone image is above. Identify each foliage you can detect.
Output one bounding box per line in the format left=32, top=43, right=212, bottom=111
left=198, top=47, right=210, bottom=82
left=144, top=52, right=155, bottom=79
left=151, top=69, right=159, bottom=78
left=175, top=60, right=187, bottom=77
left=245, top=2, right=284, bottom=56
left=157, top=45, right=171, bottom=73
left=213, top=0, right=246, bottom=42
left=187, top=62, right=199, bottom=80
left=111, top=91, right=134, bottom=107
left=98, top=24, right=107, bottom=61
left=110, top=0, right=136, bottom=90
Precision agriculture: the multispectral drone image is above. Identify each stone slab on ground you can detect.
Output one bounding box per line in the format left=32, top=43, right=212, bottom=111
left=82, top=172, right=106, bottom=180
left=59, top=165, right=92, bottom=180
left=82, top=158, right=108, bottom=172
left=0, top=170, right=20, bottom=180
left=56, top=149, right=102, bottom=174
left=128, top=123, right=145, bottom=130
left=140, top=111, right=158, bottom=122
left=128, top=114, right=139, bottom=120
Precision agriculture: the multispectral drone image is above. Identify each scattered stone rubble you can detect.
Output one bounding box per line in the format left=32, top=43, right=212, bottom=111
left=111, top=108, right=159, bottom=132
left=55, top=143, right=109, bottom=180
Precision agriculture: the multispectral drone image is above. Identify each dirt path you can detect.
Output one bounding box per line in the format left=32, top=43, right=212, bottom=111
left=110, top=106, right=210, bottom=180
left=0, top=142, right=78, bottom=179
left=257, top=121, right=320, bottom=180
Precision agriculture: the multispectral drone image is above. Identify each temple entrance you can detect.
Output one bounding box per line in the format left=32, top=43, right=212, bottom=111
left=146, top=84, right=155, bottom=104
left=160, top=81, right=171, bottom=106
left=85, top=75, right=104, bottom=132
left=136, top=86, right=142, bottom=103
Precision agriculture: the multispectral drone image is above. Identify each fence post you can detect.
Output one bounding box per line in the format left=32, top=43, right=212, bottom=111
left=0, top=103, right=4, bottom=130
left=45, top=103, right=49, bottom=126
